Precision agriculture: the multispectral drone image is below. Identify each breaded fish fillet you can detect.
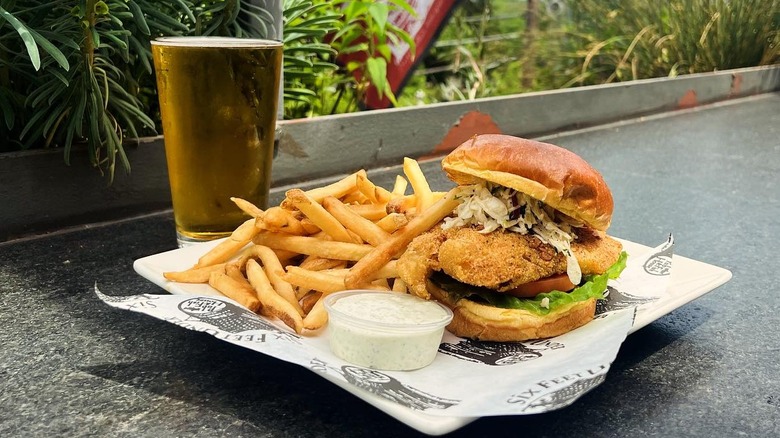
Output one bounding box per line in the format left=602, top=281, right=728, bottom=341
left=398, top=224, right=622, bottom=299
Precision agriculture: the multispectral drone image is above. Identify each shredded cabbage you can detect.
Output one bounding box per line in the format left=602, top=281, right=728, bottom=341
left=442, top=183, right=584, bottom=285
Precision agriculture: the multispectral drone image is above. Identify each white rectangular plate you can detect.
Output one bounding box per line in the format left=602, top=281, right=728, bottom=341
left=133, top=238, right=731, bottom=435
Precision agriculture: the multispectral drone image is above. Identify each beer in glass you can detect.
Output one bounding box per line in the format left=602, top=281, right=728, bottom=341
left=151, top=37, right=282, bottom=245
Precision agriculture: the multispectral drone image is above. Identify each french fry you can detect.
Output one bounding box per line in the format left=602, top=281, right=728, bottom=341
left=303, top=297, right=328, bottom=331
left=287, top=265, right=395, bottom=296
left=286, top=189, right=355, bottom=243
left=375, top=260, right=398, bottom=278
left=283, top=266, right=346, bottom=293
left=282, top=170, right=364, bottom=209
left=252, top=245, right=304, bottom=316
left=208, top=271, right=260, bottom=312
left=298, top=255, right=347, bottom=271
left=263, top=207, right=289, bottom=229
left=392, top=277, right=408, bottom=293
left=356, top=172, right=393, bottom=204
left=225, top=263, right=269, bottom=317
left=230, top=197, right=264, bottom=218
left=432, top=191, right=449, bottom=203
left=274, top=249, right=299, bottom=264
left=298, top=218, right=321, bottom=235
left=345, top=188, right=460, bottom=289
left=392, top=175, right=408, bottom=196
left=253, top=233, right=373, bottom=261
left=262, top=207, right=308, bottom=235
left=355, top=173, right=378, bottom=203
left=231, top=245, right=298, bottom=273
left=300, top=291, right=322, bottom=314
left=246, top=260, right=304, bottom=334
left=196, top=219, right=257, bottom=267
left=322, top=260, right=397, bottom=280
left=371, top=278, right=391, bottom=290
left=375, top=213, right=408, bottom=234
left=167, top=163, right=455, bottom=333
left=225, top=264, right=252, bottom=289
left=323, top=196, right=391, bottom=246
left=386, top=195, right=417, bottom=214
left=347, top=203, right=389, bottom=220
left=347, top=229, right=365, bottom=244
left=233, top=245, right=261, bottom=269
left=403, top=157, right=434, bottom=211
left=341, top=190, right=370, bottom=205
left=376, top=187, right=393, bottom=204
left=296, top=287, right=312, bottom=301
left=164, top=263, right=226, bottom=283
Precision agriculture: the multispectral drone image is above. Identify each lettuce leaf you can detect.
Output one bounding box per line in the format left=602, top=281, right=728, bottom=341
left=431, top=251, right=628, bottom=316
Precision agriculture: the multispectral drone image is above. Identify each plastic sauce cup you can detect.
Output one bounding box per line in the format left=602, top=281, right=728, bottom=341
left=324, top=291, right=453, bottom=371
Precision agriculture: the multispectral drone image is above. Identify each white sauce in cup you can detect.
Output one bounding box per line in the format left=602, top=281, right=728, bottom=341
left=324, top=291, right=453, bottom=371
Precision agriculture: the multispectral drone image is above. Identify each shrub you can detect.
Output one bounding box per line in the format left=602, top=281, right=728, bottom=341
left=398, top=0, right=780, bottom=103
left=561, top=0, right=780, bottom=86
left=0, top=0, right=341, bottom=180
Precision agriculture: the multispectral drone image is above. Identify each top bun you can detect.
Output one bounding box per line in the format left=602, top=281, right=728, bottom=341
left=442, top=134, right=614, bottom=231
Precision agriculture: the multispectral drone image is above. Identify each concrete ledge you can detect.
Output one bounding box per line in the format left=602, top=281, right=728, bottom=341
left=1, top=65, right=778, bottom=241
left=0, top=138, right=171, bottom=241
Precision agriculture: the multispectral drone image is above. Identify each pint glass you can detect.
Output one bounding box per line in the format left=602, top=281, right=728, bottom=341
left=151, top=37, right=283, bottom=245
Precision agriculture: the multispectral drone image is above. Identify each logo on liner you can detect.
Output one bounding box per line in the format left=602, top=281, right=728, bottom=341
left=178, top=297, right=292, bottom=336
left=309, top=359, right=460, bottom=411
left=507, top=365, right=607, bottom=411
left=643, top=234, right=674, bottom=276
left=594, top=286, right=657, bottom=317
left=644, top=255, right=673, bottom=276
left=341, top=365, right=460, bottom=411
left=438, top=338, right=564, bottom=366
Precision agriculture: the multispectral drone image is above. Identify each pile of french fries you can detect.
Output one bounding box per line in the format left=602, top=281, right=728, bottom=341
left=164, top=158, right=460, bottom=335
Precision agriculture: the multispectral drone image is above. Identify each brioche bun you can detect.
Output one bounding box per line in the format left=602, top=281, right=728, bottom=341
left=428, top=280, right=597, bottom=341
left=442, top=134, right=614, bottom=231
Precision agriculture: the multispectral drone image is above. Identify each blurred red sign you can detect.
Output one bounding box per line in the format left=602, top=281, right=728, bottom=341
left=363, top=0, right=459, bottom=109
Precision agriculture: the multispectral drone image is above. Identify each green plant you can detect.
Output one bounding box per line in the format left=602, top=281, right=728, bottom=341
left=1, top=0, right=411, bottom=178
left=397, top=0, right=779, bottom=104
left=396, top=0, right=526, bottom=105
left=318, top=0, right=416, bottom=113
left=282, top=0, right=340, bottom=119
left=0, top=1, right=197, bottom=180
left=0, top=0, right=345, bottom=180
left=0, top=1, right=192, bottom=180
left=560, top=0, right=780, bottom=87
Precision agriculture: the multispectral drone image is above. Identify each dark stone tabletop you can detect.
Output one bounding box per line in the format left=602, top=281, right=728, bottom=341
left=1, top=93, right=778, bottom=437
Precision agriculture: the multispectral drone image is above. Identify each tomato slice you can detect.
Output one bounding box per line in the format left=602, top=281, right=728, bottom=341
left=504, top=274, right=576, bottom=298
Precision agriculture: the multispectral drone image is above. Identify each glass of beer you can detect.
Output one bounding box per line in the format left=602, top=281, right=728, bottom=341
left=151, top=37, right=283, bottom=246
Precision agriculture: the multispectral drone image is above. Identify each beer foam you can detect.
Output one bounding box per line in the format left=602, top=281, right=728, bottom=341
left=151, top=37, right=281, bottom=48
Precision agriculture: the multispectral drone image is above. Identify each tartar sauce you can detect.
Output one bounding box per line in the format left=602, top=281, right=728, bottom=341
left=325, top=291, right=453, bottom=371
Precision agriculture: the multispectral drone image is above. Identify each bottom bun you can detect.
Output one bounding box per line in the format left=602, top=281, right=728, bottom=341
left=427, top=280, right=596, bottom=342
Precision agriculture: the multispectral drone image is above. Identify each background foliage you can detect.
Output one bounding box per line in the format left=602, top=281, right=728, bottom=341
left=1, top=0, right=778, bottom=181
left=397, top=0, right=779, bottom=105
left=0, top=0, right=396, bottom=179
left=284, top=0, right=415, bottom=118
